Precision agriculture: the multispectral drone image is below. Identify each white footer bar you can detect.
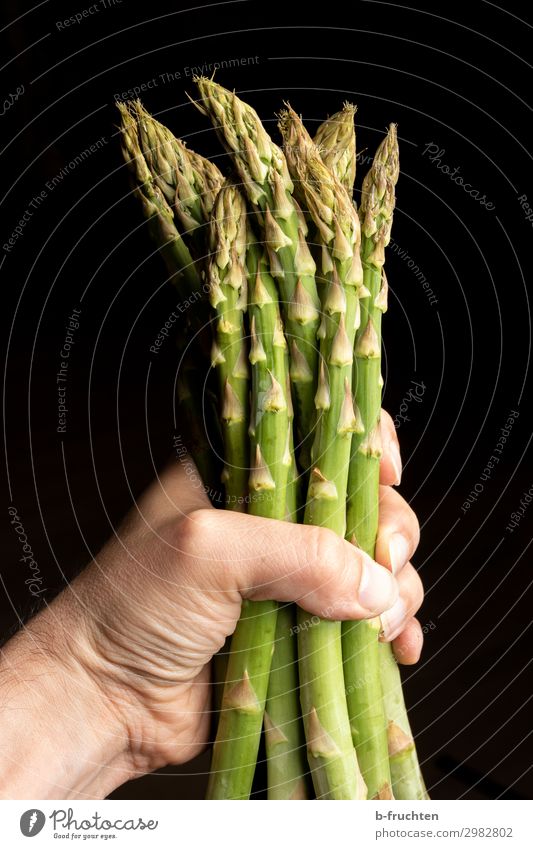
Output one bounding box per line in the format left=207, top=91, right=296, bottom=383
left=1, top=799, right=529, bottom=848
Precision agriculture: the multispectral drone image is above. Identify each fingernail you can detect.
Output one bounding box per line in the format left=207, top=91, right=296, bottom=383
left=389, top=440, right=402, bottom=485
left=358, top=556, right=399, bottom=614
left=380, top=597, right=407, bottom=642
left=389, top=533, right=410, bottom=575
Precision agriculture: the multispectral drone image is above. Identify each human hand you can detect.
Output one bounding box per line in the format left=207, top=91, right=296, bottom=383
left=0, top=409, right=422, bottom=798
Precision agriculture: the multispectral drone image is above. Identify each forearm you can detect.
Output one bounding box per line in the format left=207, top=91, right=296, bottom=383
left=0, top=597, right=133, bottom=799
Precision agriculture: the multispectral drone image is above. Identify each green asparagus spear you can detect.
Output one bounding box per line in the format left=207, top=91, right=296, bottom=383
left=207, top=182, right=250, bottom=509
left=380, top=642, right=428, bottom=799
left=130, top=99, right=223, bottom=256
left=356, top=151, right=428, bottom=799
left=117, top=102, right=202, bottom=300
left=264, top=604, right=310, bottom=799
left=314, top=104, right=357, bottom=195
left=341, top=125, right=399, bottom=800
left=206, top=183, right=249, bottom=718
left=279, top=106, right=366, bottom=800
left=193, top=78, right=320, bottom=468
left=262, top=361, right=308, bottom=798
left=206, top=243, right=293, bottom=799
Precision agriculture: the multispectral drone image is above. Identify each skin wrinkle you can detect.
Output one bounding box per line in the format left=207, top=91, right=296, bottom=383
left=88, top=578, right=231, bottom=686
left=82, top=625, right=209, bottom=771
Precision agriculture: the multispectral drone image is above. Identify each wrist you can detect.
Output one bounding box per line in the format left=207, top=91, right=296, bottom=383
left=0, top=593, right=134, bottom=799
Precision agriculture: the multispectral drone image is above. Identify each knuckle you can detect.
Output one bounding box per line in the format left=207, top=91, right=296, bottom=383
left=307, top=526, right=346, bottom=586
left=175, top=507, right=214, bottom=554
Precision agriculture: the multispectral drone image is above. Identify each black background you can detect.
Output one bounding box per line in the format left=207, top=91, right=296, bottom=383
left=1, top=0, right=532, bottom=800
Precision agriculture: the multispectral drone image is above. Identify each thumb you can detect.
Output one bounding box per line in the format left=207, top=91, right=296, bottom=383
left=175, top=509, right=399, bottom=620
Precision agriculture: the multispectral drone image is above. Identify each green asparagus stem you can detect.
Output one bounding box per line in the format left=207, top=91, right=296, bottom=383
left=207, top=182, right=250, bottom=509
left=267, top=377, right=307, bottom=796
left=117, top=102, right=202, bottom=301
left=343, top=615, right=391, bottom=799
left=206, top=245, right=292, bottom=800
left=263, top=365, right=308, bottom=798
left=379, top=642, right=428, bottom=799
left=354, top=137, right=427, bottom=799
left=126, top=97, right=222, bottom=398
left=193, top=78, right=320, bottom=467
left=207, top=184, right=249, bottom=719
left=350, top=133, right=398, bottom=788
left=120, top=100, right=221, bottom=430
left=341, top=126, right=399, bottom=801
left=279, top=106, right=366, bottom=800
left=119, top=101, right=218, bottom=459
left=314, top=104, right=357, bottom=195
left=264, top=604, right=310, bottom=799
left=130, top=99, right=223, bottom=257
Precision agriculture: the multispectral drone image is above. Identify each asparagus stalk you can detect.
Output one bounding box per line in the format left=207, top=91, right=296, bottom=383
left=207, top=182, right=250, bottom=719
left=127, top=96, right=223, bottom=391
left=130, top=99, right=224, bottom=257
left=117, top=102, right=202, bottom=301
left=264, top=604, right=310, bottom=799
left=279, top=107, right=366, bottom=800
left=343, top=125, right=426, bottom=799
left=262, top=360, right=309, bottom=798
left=341, top=126, right=399, bottom=800
left=120, top=100, right=224, bottom=416
left=314, top=104, right=357, bottom=195
left=207, top=181, right=250, bottom=509
left=379, top=642, right=428, bottom=798
left=264, top=381, right=308, bottom=798
left=193, top=78, right=320, bottom=467
left=345, top=125, right=425, bottom=800
left=206, top=243, right=292, bottom=799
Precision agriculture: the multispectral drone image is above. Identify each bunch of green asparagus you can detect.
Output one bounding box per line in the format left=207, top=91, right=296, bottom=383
left=118, top=80, right=427, bottom=800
